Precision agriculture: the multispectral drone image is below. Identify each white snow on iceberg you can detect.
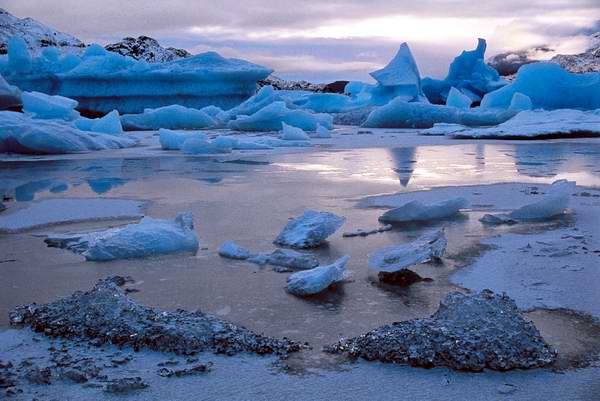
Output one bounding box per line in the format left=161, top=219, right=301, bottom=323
left=286, top=255, right=350, bottom=296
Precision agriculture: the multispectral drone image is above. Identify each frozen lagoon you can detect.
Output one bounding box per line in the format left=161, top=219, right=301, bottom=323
left=1, top=129, right=600, bottom=400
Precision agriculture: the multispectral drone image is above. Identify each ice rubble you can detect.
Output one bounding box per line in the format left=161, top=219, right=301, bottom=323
left=22, top=91, right=79, bottom=120
left=481, top=62, right=600, bottom=110
left=325, top=290, right=556, bottom=371
left=1, top=39, right=272, bottom=114
left=445, top=87, right=472, bottom=109
left=422, top=38, right=506, bottom=104
left=121, top=105, right=216, bottom=131
left=368, top=229, right=447, bottom=273
left=286, top=255, right=350, bottom=296
left=0, top=73, right=21, bottom=110
left=481, top=180, right=575, bottom=224
left=0, top=111, right=136, bottom=154
left=280, top=122, right=310, bottom=140
left=44, top=212, right=199, bottom=261
left=426, top=109, right=600, bottom=139
left=274, top=210, right=346, bottom=248
left=379, top=197, right=469, bottom=223
left=218, top=240, right=319, bottom=271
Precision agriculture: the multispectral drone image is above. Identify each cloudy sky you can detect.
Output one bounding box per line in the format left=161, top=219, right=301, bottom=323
left=4, top=0, right=600, bottom=82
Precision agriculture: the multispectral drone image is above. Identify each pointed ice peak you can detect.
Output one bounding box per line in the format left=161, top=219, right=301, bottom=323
left=370, top=42, right=422, bottom=87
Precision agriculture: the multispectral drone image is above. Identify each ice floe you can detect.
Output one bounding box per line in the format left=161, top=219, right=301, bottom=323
left=21, top=90, right=79, bottom=120
left=44, top=212, right=198, bottom=261
left=274, top=209, right=345, bottom=248
left=121, top=105, right=216, bottom=131
left=379, top=198, right=469, bottom=223
left=286, top=255, right=350, bottom=296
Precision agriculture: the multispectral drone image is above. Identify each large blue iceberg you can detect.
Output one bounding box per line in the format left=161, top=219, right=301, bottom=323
left=481, top=63, right=600, bottom=110
left=422, top=39, right=506, bottom=104
left=0, top=37, right=272, bottom=115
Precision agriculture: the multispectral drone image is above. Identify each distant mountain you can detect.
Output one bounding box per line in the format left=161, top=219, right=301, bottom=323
left=550, top=32, right=600, bottom=73
left=0, top=8, right=84, bottom=55
left=104, top=36, right=191, bottom=63
left=486, top=46, right=553, bottom=76
left=258, top=75, right=326, bottom=92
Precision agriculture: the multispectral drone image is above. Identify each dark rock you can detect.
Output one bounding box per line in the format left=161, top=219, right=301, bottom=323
left=322, top=80, right=349, bottom=94
left=157, top=363, right=210, bottom=378
left=378, top=269, right=425, bottom=286
left=10, top=279, right=301, bottom=358
left=61, top=370, right=88, bottom=384
left=325, top=290, right=556, bottom=371
left=105, top=36, right=191, bottom=63
left=103, top=377, right=148, bottom=394
left=25, top=366, right=52, bottom=385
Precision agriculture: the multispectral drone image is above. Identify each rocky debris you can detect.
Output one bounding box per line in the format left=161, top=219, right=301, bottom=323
left=274, top=210, right=345, bottom=249
left=343, top=224, right=392, bottom=238
left=25, top=366, right=52, bottom=384
left=0, top=8, right=85, bottom=55
left=9, top=278, right=302, bottom=357
left=326, top=290, right=556, bottom=371
left=286, top=255, right=351, bottom=296
left=368, top=229, right=447, bottom=274
left=105, top=36, right=191, bottom=63
left=257, top=75, right=326, bottom=92
left=0, top=361, right=16, bottom=390
left=103, top=377, right=148, bottom=394
left=157, top=363, right=211, bottom=378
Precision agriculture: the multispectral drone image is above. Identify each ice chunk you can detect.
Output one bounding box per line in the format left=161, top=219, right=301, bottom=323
left=22, top=91, right=79, bottom=120
left=314, top=124, right=332, bottom=138
left=292, top=93, right=365, bottom=113
left=446, top=87, right=472, bottom=109
left=2, top=47, right=272, bottom=115
left=422, top=39, right=506, bottom=104
left=481, top=180, right=575, bottom=223
left=286, top=255, right=350, bottom=296
left=181, top=137, right=232, bottom=155
left=379, top=197, right=469, bottom=223
left=159, top=128, right=208, bottom=150
left=44, top=212, right=199, bottom=261
left=368, top=229, right=447, bottom=273
left=218, top=241, right=252, bottom=260
left=121, top=105, right=216, bottom=131
left=274, top=210, right=345, bottom=248
left=7, top=36, right=32, bottom=73
left=76, top=110, right=123, bottom=135
left=0, top=111, right=136, bottom=154
left=0, top=73, right=21, bottom=110
left=481, top=63, right=600, bottom=110
left=249, top=249, right=320, bottom=272
left=509, top=92, right=533, bottom=111
left=219, top=85, right=280, bottom=122
left=227, top=101, right=333, bottom=132
left=280, top=122, right=310, bottom=141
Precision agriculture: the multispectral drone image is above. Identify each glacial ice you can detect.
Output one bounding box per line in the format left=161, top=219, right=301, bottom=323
left=481, top=63, right=600, bottom=110
left=422, top=39, right=506, bottom=104
left=218, top=241, right=252, bottom=260
left=121, top=105, right=216, bottom=131
left=159, top=128, right=207, bottom=150
left=22, top=91, right=79, bottom=120
left=445, top=87, right=472, bottom=109
left=0, top=73, right=21, bottom=110
left=1, top=42, right=272, bottom=114
left=249, top=249, right=320, bottom=272
left=75, top=110, right=123, bottom=135
left=181, top=136, right=232, bottom=155
left=481, top=180, right=575, bottom=223
left=280, top=123, right=310, bottom=141
left=0, top=111, right=136, bottom=154
left=379, top=197, right=469, bottom=223
left=274, top=210, right=345, bottom=249
left=227, top=101, right=333, bottom=132
left=44, top=212, right=199, bottom=261
left=368, top=229, right=447, bottom=273
left=286, top=255, right=350, bottom=296
left=292, top=93, right=364, bottom=113
left=509, top=92, right=533, bottom=111
left=314, top=124, right=332, bottom=138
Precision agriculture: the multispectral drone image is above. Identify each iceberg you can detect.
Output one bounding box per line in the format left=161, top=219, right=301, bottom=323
left=368, top=229, right=447, bottom=273
left=218, top=241, right=252, bottom=260
left=422, top=39, right=506, bottom=104
left=121, top=105, right=216, bottom=131
left=481, top=180, right=575, bottom=223
left=227, top=101, right=333, bottom=132
left=286, top=255, right=350, bottom=296
left=249, top=249, right=320, bottom=272
left=0, top=73, right=21, bottom=110
left=274, top=209, right=345, bottom=249
left=1, top=41, right=272, bottom=114
left=280, top=122, right=310, bottom=141
left=181, top=136, right=232, bottom=155
left=0, top=111, right=136, bottom=154
left=75, top=110, right=123, bottom=135
left=158, top=128, right=207, bottom=150
left=481, top=63, right=600, bottom=110
left=379, top=197, right=469, bottom=223
left=44, top=212, right=199, bottom=261
left=21, top=91, right=79, bottom=120
left=445, top=87, right=472, bottom=109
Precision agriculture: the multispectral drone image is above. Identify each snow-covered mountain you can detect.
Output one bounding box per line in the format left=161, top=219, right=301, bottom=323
left=258, top=75, right=326, bottom=92
left=550, top=32, right=600, bottom=73
left=0, top=8, right=85, bottom=55
left=104, top=36, right=191, bottom=63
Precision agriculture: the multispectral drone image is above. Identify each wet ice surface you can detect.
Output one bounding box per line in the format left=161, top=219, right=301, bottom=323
left=1, top=136, right=600, bottom=399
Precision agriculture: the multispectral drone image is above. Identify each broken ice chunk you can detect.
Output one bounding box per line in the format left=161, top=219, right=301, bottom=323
left=218, top=241, right=251, bottom=260
left=446, top=87, right=472, bottom=109
left=286, top=255, right=350, bottom=296
left=274, top=210, right=345, bottom=248
left=379, top=197, right=468, bottom=223
left=314, top=124, right=332, bottom=138
left=368, top=229, right=447, bottom=273
left=44, top=212, right=199, bottom=261
left=248, top=249, right=319, bottom=272
left=280, top=122, right=310, bottom=141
